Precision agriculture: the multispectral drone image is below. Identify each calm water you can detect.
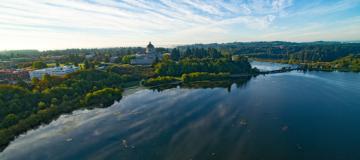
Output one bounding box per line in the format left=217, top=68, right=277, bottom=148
left=250, top=61, right=298, bottom=71
left=1, top=63, right=360, bottom=160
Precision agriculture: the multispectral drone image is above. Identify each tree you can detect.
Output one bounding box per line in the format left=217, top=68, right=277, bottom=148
left=183, top=48, right=192, bottom=58
left=1, top=114, right=18, bottom=128
left=84, top=88, right=123, bottom=107
left=84, top=60, right=90, bottom=69
left=155, top=58, right=253, bottom=76
left=208, top=48, right=221, bottom=59
left=162, top=53, right=171, bottom=61
left=31, top=77, right=40, bottom=85
left=170, top=48, right=180, bottom=61
left=16, top=79, right=29, bottom=89
left=38, top=101, right=46, bottom=110
left=51, top=98, right=58, bottom=105
left=32, top=61, right=47, bottom=69
left=121, top=55, right=135, bottom=64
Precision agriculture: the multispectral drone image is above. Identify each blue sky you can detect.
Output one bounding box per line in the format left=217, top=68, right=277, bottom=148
left=0, top=0, right=360, bottom=50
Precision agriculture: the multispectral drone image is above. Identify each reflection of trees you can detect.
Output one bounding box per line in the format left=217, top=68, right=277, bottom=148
left=150, top=75, right=254, bottom=92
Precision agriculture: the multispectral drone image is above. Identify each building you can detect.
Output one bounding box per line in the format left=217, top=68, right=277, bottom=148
left=0, top=69, right=29, bottom=82
left=130, top=42, right=162, bottom=65
left=85, top=54, right=95, bottom=59
left=29, top=66, right=79, bottom=79
left=110, top=56, right=119, bottom=63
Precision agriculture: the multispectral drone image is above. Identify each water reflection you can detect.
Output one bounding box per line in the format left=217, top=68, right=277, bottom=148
left=251, top=61, right=297, bottom=71
left=150, top=76, right=253, bottom=93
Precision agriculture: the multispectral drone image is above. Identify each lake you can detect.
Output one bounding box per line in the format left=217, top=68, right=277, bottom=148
left=1, top=62, right=360, bottom=160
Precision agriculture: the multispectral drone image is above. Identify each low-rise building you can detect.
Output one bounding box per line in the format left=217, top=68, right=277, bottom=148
left=0, top=69, right=29, bottom=81
left=85, top=54, right=95, bottom=59
left=29, top=66, right=79, bottom=79
left=110, top=56, right=119, bottom=63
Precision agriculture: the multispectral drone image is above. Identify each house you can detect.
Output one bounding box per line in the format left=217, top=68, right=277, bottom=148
left=0, top=69, right=29, bottom=81
left=110, top=56, right=119, bottom=63
left=85, top=54, right=95, bottom=59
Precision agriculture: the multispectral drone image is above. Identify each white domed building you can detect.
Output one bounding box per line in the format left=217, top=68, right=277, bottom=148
left=130, top=42, right=163, bottom=65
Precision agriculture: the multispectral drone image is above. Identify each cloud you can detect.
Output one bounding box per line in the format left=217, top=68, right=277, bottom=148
left=0, top=0, right=358, bottom=50
left=272, top=0, right=293, bottom=11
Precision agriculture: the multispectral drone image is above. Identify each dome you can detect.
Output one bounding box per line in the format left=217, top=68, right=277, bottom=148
left=147, top=42, right=154, bottom=49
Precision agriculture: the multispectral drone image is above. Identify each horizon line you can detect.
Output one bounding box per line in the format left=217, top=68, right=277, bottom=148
left=1, top=40, right=360, bottom=52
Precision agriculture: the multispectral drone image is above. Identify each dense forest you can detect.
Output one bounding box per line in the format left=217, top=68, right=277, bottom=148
left=155, top=57, right=254, bottom=76
left=178, top=41, right=360, bottom=62
left=2, top=41, right=360, bottom=64
left=0, top=65, right=153, bottom=150
left=301, top=55, right=360, bottom=72
left=141, top=52, right=256, bottom=87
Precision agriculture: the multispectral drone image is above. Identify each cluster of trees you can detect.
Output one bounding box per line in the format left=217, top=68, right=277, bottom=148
left=0, top=50, right=40, bottom=69
left=155, top=58, right=253, bottom=76
left=142, top=76, right=180, bottom=86
left=168, top=48, right=224, bottom=60
left=32, top=61, right=47, bottom=69
left=121, top=55, right=136, bottom=64
left=0, top=68, right=143, bottom=150
left=181, top=72, right=230, bottom=82
left=142, top=72, right=232, bottom=86
left=0, top=86, right=38, bottom=128
left=107, top=64, right=156, bottom=79
left=143, top=52, right=255, bottom=87
left=84, top=88, right=123, bottom=107
left=42, top=47, right=143, bottom=62
left=0, top=95, right=82, bottom=150
left=0, top=50, right=40, bottom=61
left=302, top=55, right=360, bottom=72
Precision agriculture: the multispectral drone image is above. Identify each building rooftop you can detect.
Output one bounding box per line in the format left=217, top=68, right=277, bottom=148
left=147, top=42, right=154, bottom=49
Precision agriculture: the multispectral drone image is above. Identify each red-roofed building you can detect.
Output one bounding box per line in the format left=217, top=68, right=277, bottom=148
left=0, top=69, right=30, bottom=82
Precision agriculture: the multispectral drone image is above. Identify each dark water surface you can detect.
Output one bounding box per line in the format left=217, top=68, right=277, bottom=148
left=1, top=63, right=360, bottom=160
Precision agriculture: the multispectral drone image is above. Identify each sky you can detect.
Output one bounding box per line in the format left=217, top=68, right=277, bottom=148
left=0, top=0, right=360, bottom=50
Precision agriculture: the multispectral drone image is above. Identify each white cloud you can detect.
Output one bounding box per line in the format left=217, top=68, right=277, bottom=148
left=0, top=0, right=358, bottom=50
left=272, top=0, right=293, bottom=11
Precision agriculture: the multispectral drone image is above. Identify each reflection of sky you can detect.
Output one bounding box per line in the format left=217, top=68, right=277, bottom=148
left=1, top=70, right=360, bottom=160
left=250, top=61, right=297, bottom=71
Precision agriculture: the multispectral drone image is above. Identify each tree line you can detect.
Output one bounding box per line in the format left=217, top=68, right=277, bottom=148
left=178, top=41, right=360, bottom=62
left=155, top=57, right=254, bottom=76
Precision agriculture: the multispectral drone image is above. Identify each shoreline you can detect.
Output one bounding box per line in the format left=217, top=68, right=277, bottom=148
left=0, top=81, right=141, bottom=152
left=251, top=58, right=360, bottom=73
